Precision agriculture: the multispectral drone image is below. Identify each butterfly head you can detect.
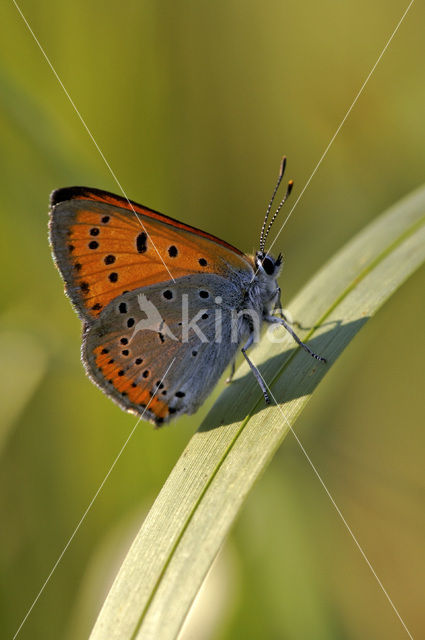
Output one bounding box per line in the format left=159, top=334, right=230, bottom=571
left=248, top=250, right=283, bottom=317
left=255, top=251, right=283, bottom=277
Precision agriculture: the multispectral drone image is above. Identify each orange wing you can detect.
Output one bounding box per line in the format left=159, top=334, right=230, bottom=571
left=49, top=187, right=253, bottom=322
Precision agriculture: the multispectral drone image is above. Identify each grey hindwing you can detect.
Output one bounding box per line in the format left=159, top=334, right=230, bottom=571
left=82, top=273, right=249, bottom=422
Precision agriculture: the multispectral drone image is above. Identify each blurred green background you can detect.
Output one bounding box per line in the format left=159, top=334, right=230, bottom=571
left=1, top=1, right=424, bottom=638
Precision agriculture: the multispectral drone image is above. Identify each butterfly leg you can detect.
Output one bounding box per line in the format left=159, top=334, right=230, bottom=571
left=273, top=287, right=286, bottom=319
left=226, top=359, right=236, bottom=384
left=273, top=289, right=312, bottom=330
left=266, top=315, right=327, bottom=363
left=241, top=335, right=271, bottom=404
left=273, top=288, right=302, bottom=327
left=273, top=288, right=297, bottom=324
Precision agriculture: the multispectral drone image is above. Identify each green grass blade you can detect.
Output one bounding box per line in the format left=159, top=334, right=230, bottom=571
left=89, top=186, right=425, bottom=640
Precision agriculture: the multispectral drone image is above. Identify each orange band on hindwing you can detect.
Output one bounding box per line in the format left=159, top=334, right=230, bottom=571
left=94, top=346, right=169, bottom=421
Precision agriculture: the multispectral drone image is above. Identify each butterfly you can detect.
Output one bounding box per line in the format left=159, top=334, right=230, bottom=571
left=49, top=158, right=325, bottom=426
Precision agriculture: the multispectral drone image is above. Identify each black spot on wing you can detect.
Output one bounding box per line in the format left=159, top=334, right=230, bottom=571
left=136, top=232, right=147, bottom=253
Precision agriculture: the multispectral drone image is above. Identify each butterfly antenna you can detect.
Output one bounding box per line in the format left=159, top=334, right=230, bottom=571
left=262, top=179, right=294, bottom=250
left=259, top=156, right=287, bottom=253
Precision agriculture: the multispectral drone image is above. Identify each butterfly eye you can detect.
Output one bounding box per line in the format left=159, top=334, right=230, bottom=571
left=262, top=256, right=275, bottom=275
